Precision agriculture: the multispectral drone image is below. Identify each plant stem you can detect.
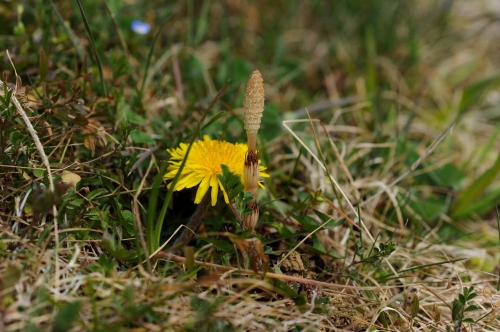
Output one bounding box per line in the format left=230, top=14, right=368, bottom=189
left=171, top=193, right=211, bottom=250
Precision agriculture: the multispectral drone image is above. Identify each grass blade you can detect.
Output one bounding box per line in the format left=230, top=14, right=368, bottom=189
left=75, top=0, right=107, bottom=96
left=49, top=0, right=85, bottom=61
left=140, top=16, right=172, bottom=97
left=398, top=257, right=467, bottom=273
left=451, top=152, right=500, bottom=218
left=102, top=0, right=137, bottom=81
left=458, top=74, right=500, bottom=115
left=146, top=161, right=168, bottom=254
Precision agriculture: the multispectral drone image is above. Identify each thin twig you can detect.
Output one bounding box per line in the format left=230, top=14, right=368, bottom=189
left=157, top=251, right=414, bottom=291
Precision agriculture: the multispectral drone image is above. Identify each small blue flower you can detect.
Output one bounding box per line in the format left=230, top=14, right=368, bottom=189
left=131, top=20, right=151, bottom=35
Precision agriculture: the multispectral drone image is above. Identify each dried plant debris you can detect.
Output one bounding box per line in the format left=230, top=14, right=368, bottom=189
left=279, top=252, right=369, bottom=330
left=280, top=251, right=306, bottom=275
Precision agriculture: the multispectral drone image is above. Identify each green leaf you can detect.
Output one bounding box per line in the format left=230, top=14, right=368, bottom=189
left=221, top=164, right=231, bottom=178
left=39, top=48, right=48, bottom=82
left=293, top=293, right=308, bottom=306
left=130, top=130, right=155, bottom=145
left=125, top=108, right=146, bottom=126
left=120, top=210, right=136, bottom=236
left=458, top=73, right=500, bottom=115
left=466, top=292, right=478, bottom=301
left=411, top=296, right=419, bottom=318
left=313, top=209, right=332, bottom=223
left=147, top=161, right=168, bottom=253
left=218, top=164, right=245, bottom=201
left=451, top=299, right=464, bottom=322
left=0, top=264, right=22, bottom=292
left=4, top=88, right=13, bottom=107
left=428, top=163, right=465, bottom=190
left=464, top=305, right=478, bottom=312
left=455, top=187, right=500, bottom=218
left=266, top=221, right=295, bottom=238
left=229, top=175, right=240, bottom=188
left=87, top=188, right=108, bottom=200
left=194, top=0, right=210, bottom=44
left=32, top=168, right=46, bottom=178
left=53, top=301, right=80, bottom=332
left=225, top=174, right=236, bottom=187
left=312, top=234, right=326, bottom=252
left=53, top=108, right=73, bottom=122
left=102, top=236, right=138, bottom=261
left=229, top=184, right=245, bottom=201
left=313, top=210, right=343, bottom=229
left=267, top=277, right=299, bottom=298
left=452, top=152, right=500, bottom=218
left=97, top=254, right=116, bottom=273
left=291, top=213, right=320, bottom=232
left=407, top=197, right=445, bottom=221
left=117, top=96, right=146, bottom=125
left=301, top=244, right=341, bottom=259
left=241, top=191, right=254, bottom=205
left=273, top=264, right=283, bottom=274
left=216, top=173, right=224, bottom=184
left=200, top=238, right=233, bottom=251
left=66, top=198, right=85, bottom=210
left=71, top=114, right=89, bottom=126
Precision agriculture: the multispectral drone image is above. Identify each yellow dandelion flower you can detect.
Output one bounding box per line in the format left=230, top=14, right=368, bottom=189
left=164, top=135, right=270, bottom=206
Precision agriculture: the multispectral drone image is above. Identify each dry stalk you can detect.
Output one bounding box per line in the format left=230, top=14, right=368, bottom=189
left=157, top=251, right=406, bottom=291
left=1, top=52, right=61, bottom=299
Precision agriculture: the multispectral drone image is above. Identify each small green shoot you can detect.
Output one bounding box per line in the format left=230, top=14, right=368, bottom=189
left=451, top=286, right=478, bottom=329
left=217, top=164, right=254, bottom=218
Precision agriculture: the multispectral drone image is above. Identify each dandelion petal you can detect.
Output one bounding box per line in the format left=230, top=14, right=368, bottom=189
left=210, top=175, right=218, bottom=206
left=194, top=174, right=211, bottom=204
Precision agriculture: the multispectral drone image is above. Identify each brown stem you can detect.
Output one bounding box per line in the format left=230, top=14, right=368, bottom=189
left=171, top=193, right=211, bottom=250
left=246, top=132, right=257, bottom=152
left=156, top=251, right=404, bottom=291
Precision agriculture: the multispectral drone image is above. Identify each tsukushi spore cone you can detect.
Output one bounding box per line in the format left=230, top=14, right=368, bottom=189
left=243, top=70, right=264, bottom=152
left=243, top=70, right=264, bottom=232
